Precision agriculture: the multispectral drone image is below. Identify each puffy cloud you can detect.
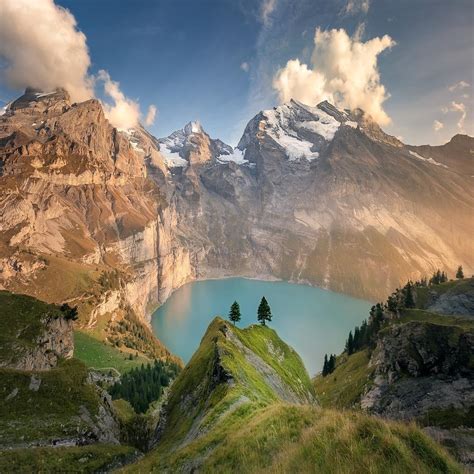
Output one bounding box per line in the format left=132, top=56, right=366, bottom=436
left=344, top=0, right=370, bottom=15
left=96, top=70, right=141, bottom=130
left=240, top=62, right=250, bottom=73
left=433, top=120, right=444, bottom=131
left=0, top=0, right=93, bottom=102
left=447, top=101, right=466, bottom=131
left=260, top=0, right=277, bottom=25
left=144, top=104, right=157, bottom=126
left=448, top=80, right=470, bottom=92
left=442, top=101, right=466, bottom=130
left=273, top=27, right=395, bottom=125
left=0, top=0, right=156, bottom=130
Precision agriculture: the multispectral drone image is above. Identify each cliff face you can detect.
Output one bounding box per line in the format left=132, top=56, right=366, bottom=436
left=0, top=291, right=74, bottom=371
left=1, top=90, right=473, bottom=342
left=0, top=89, right=193, bottom=338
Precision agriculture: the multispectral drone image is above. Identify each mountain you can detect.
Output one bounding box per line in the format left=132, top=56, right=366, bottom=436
left=157, top=120, right=239, bottom=167
left=125, top=317, right=460, bottom=472
left=158, top=99, right=474, bottom=300
left=313, top=277, right=474, bottom=468
left=1, top=88, right=473, bottom=355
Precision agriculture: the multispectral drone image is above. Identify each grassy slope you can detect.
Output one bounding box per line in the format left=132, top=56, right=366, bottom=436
left=0, top=358, right=101, bottom=445
left=0, top=444, right=137, bottom=473
left=0, top=290, right=64, bottom=362
left=314, top=280, right=474, bottom=410
left=415, top=277, right=474, bottom=310
left=74, top=331, right=149, bottom=374
left=125, top=318, right=460, bottom=473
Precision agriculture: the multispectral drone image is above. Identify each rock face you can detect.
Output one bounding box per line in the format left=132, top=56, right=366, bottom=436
left=7, top=314, right=74, bottom=371
left=0, top=291, right=74, bottom=371
left=1, top=89, right=473, bottom=339
left=361, top=322, right=474, bottom=420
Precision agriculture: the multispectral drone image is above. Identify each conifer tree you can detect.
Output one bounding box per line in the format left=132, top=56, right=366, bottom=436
left=257, top=296, right=272, bottom=325
left=322, top=354, right=329, bottom=376
left=229, top=301, right=241, bottom=325
left=328, top=354, right=336, bottom=373
left=403, top=281, right=416, bottom=308
left=456, top=265, right=464, bottom=279
left=346, top=331, right=354, bottom=355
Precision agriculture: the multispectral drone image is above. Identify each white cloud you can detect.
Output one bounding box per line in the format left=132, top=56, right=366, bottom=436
left=344, top=0, right=370, bottom=15
left=433, top=120, right=444, bottom=131
left=448, top=80, right=470, bottom=92
left=96, top=70, right=141, bottom=130
left=442, top=101, right=466, bottom=130
left=260, top=0, right=277, bottom=25
left=0, top=0, right=93, bottom=102
left=144, top=104, right=157, bottom=126
left=450, top=101, right=466, bottom=130
left=0, top=0, right=155, bottom=130
left=240, top=62, right=250, bottom=73
left=273, top=27, right=395, bottom=125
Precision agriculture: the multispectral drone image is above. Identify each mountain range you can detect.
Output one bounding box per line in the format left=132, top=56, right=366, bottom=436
left=0, top=88, right=473, bottom=339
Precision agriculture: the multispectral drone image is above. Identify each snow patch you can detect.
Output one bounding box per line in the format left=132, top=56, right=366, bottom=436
left=34, top=91, right=56, bottom=98
left=409, top=150, right=448, bottom=169
left=345, top=121, right=358, bottom=128
left=217, top=148, right=249, bottom=165
left=262, top=101, right=340, bottom=161
left=130, top=141, right=145, bottom=154
left=160, top=143, right=188, bottom=168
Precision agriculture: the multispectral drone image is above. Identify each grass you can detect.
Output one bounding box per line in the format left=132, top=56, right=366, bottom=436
left=122, top=318, right=461, bottom=472
left=0, top=290, right=64, bottom=362
left=397, top=308, right=474, bottom=331
left=415, top=278, right=474, bottom=310
left=0, top=358, right=101, bottom=445
left=127, top=404, right=461, bottom=473
left=74, top=331, right=149, bottom=375
left=0, top=444, right=137, bottom=473
left=418, top=406, right=474, bottom=430
left=313, top=350, right=374, bottom=408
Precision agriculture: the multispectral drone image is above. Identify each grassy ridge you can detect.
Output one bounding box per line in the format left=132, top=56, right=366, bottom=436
left=125, top=318, right=461, bottom=473
left=0, top=359, right=100, bottom=445
left=0, top=444, right=137, bottom=473
left=0, top=290, right=64, bottom=362
left=74, top=331, right=149, bottom=374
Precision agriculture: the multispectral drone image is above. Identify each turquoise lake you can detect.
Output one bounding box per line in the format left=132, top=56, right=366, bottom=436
left=151, top=278, right=372, bottom=376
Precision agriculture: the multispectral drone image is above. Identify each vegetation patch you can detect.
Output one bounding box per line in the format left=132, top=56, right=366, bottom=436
left=0, top=444, right=137, bottom=473
left=74, top=331, right=149, bottom=374
left=0, top=359, right=100, bottom=445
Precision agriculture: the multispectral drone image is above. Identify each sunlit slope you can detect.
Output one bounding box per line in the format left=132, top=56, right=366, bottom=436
left=126, top=318, right=460, bottom=473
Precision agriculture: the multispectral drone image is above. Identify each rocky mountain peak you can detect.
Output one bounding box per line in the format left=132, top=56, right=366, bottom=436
left=183, top=120, right=203, bottom=135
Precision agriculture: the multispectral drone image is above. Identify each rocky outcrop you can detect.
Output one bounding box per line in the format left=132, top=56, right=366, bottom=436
left=2, top=312, right=74, bottom=371
left=360, top=322, right=474, bottom=421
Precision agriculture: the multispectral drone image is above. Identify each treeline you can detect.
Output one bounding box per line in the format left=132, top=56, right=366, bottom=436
left=321, top=267, right=465, bottom=376
left=109, top=360, right=180, bottom=413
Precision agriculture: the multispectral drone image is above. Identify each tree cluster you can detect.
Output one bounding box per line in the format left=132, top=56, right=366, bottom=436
left=322, top=354, right=336, bottom=376
left=108, top=360, right=180, bottom=414
left=60, top=303, right=78, bottom=321
left=227, top=297, right=273, bottom=326
left=429, top=269, right=448, bottom=286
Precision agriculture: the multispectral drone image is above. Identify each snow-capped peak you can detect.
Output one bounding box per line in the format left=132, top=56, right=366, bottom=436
left=184, top=120, right=203, bottom=135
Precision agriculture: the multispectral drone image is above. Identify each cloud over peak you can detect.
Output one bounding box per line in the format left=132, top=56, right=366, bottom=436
left=273, top=27, right=395, bottom=125
left=0, top=0, right=93, bottom=102
left=0, top=0, right=156, bottom=131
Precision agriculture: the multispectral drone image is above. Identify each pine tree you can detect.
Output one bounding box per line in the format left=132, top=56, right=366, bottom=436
left=328, top=354, right=336, bottom=373
left=403, top=281, right=415, bottom=308
left=346, top=331, right=354, bottom=355
left=456, top=265, right=464, bottom=279
left=257, top=296, right=272, bottom=326
left=229, top=301, right=241, bottom=325
left=322, top=354, right=329, bottom=376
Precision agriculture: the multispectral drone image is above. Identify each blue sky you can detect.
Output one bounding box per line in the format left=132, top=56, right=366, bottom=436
left=1, top=0, right=472, bottom=145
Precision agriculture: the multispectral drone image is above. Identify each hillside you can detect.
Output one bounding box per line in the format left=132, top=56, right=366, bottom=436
left=313, top=277, right=474, bottom=467
left=125, top=317, right=460, bottom=473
